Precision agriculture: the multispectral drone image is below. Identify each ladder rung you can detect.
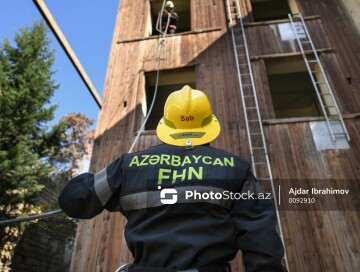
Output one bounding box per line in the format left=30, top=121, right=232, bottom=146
left=320, top=92, right=331, bottom=96
left=254, top=162, right=268, bottom=165
left=307, top=60, right=318, bottom=63
left=246, top=107, right=257, bottom=110
left=252, top=147, right=265, bottom=150
left=244, top=95, right=254, bottom=98
left=300, top=40, right=311, bottom=43
left=250, top=133, right=262, bottom=135
left=324, top=105, right=335, bottom=108
left=315, top=81, right=327, bottom=84
left=258, top=179, right=272, bottom=182
left=242, top=83, right=252, bottom=86
left=241, top=73, right=250, bottom=76
left=333, top=134, right=346, bottom=138
left=235, top=36, right=245, bottom=40
left=248, top=119, right=259, bottom=122
left=333, top=135, right=346, bottom=138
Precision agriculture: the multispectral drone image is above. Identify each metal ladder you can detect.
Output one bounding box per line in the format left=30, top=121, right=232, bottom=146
left=225, top=0, right=290, bottom=270
left=288, top=13, right=350, bottom=142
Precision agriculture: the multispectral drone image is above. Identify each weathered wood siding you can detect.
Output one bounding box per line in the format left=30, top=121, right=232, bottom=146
left=265, top=119, right=360, bottom=272
left=70, top=0, right=360, bottom=271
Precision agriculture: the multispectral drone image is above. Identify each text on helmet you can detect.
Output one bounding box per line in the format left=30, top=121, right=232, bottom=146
left=181, top=115, right=194, bottom=121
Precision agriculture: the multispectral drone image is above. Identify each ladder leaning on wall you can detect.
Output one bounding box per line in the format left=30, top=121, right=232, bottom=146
left=225, top=0, right=290, bottom=270
left=288, top=13, right=350, bottom=142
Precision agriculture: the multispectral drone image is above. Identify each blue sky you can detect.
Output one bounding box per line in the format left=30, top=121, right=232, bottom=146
left=0, top=1, right=119, bottom=127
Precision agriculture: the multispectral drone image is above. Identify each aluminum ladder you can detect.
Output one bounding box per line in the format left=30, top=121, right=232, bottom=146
left=225, top=0, right=290, bottom=270
left=288, top=13, right=350, bottom=142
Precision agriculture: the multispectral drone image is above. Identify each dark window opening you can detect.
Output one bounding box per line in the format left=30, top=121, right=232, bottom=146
left=148, top=0, right=191, bottom=36
left=266, top=58, right=323, bottom=119
left=144, top=68, right=196, bottom=130
left=251, top=0, right=292, bottom=22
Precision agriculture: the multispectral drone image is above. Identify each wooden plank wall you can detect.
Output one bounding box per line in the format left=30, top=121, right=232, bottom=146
left=245, top=18, right=330, bottom=56
left=70, top=0, right=360, bottom=271
left=265, top=119, right=360, bottom=271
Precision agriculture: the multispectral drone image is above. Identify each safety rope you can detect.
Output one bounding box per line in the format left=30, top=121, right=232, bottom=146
left=0, top=1, right=171, bottom=228
left=128, top=0, right=169, bottom=153
left=0, top=209, right=63, bottom=227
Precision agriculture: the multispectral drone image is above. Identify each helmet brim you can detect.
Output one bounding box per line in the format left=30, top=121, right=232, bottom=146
left=156, top=114, right=221, bottom=146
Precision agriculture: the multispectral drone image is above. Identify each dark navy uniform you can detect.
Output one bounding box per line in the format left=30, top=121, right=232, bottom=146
left=161, top=10, right=178, bottom=34
left=59, top=144, right=286, bottom=272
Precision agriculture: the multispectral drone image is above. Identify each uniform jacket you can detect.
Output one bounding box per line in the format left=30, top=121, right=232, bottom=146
left=59, top=144, right=286, bottom=272
left=162, top=10, right=178, bottom=30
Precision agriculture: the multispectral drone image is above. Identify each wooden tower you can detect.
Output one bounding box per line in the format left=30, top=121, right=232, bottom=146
left=70, top=1, right=360, bottom=271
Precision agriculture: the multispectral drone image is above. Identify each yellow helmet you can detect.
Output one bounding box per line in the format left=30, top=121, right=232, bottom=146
left=156, top=85, right=221, bottom=146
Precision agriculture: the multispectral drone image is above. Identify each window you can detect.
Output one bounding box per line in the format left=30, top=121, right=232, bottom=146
left=266, top=58, right=323, bottom=119
left=250, top=0, right=298, bottom=22
left=144, top=68, right=196, bottom=130
left=147, top=0, right=191, bottom=36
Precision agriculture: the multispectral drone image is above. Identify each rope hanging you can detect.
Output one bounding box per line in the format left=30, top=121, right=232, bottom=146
left=0, top=209, right=63, bottom=227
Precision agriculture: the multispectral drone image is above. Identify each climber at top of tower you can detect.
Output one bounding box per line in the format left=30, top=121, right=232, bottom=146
left=160, top=1, right=179, bottom=34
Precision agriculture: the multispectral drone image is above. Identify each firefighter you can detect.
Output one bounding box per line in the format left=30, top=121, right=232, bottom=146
left=160, top=1, right=179, bottom=34
left=59, top=85, right=286, bottom=272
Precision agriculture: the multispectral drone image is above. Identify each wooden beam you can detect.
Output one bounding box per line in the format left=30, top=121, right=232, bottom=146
left=118, top=27, right=222, bottom=44
left=244, top=15, right=322, bottom=27
left=33, top=0, right=103, bottom=108
left=250, top=48, right=335, bottom=61
left=263, top=113, right=360, bottom=125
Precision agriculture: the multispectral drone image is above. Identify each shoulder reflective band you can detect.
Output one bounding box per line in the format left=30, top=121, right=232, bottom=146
left=94, top=167, right=112, bottom=206
left=120, top=186, right=233, bottom=211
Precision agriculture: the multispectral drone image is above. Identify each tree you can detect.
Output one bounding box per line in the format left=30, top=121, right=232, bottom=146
left=0, top=21, right=96, bottom=269
left=54, top=112, right=95, bottom=181
left=0, top=20, right=63, bottom=220
left=0, top=20, right=65, bottom=268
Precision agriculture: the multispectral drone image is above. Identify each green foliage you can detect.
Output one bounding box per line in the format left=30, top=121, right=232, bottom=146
left=0, top=20, right=95, bottom=269
left=0, top=20, right=65, bottom=220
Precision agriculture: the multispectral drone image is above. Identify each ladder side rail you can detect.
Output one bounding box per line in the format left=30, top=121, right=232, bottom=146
left=230, top=27, right=257, bottom=174
left=288, top=14, right=337, bottom=140
left=226, top=0, right=233, bottom=27
left=297, top=14, right=350, bottom=141
left=234, top=0, right=241, bottom=18
left=238, top=16, right=270, bottom=177
left=238, top=15, right=290, bottom=270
